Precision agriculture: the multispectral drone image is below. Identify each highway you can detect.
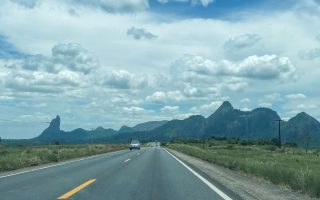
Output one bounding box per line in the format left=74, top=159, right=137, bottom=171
left=0, top=147, right=234, bottom=200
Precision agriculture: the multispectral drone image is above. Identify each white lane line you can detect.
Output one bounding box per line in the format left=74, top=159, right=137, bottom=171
left=165, top=149, right=233, bottom=200
left=0, top=149, right=127, bottom=179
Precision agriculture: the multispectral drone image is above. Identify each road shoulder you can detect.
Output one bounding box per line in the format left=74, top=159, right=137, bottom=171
left=167, top=148, right=316, bottom=200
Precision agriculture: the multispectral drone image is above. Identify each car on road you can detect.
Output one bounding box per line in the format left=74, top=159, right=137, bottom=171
left=129, top=140, right=141, bottom=150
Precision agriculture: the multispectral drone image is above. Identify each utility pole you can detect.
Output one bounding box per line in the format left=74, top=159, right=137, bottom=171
left=275, top=119, right=282, bottom=148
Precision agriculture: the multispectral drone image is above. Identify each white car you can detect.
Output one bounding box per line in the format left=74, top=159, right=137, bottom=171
left=129, top=140, right=141, bottom=150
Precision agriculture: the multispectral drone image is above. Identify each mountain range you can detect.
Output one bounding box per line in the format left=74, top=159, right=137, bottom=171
left=7, top=101, right=320, bottom=147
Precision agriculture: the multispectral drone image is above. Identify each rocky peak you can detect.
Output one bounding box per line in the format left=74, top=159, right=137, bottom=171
left=289, top=112, right=320, bottom=125
left=295, top=112, right=312, bottom=119
left=216, top=101, right=234, bottom=113
left=49, top=115, right=60, bottom=131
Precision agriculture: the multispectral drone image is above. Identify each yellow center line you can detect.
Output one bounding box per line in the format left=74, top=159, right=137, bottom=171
left=57, top=179, right=96, bottom=199
left=124, top=158, right=131, bottom=163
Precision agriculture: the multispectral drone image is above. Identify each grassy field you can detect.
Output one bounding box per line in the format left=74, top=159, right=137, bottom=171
left=0, top=143, right=127, bottom=173
left=168, top=140, right=320, bottom=198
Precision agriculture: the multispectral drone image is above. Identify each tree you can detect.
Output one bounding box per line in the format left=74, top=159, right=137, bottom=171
left=0, top=137, right=2, bottom=143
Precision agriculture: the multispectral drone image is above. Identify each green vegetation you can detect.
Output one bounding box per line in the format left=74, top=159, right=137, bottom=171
left=168, top=138, right=320, bottom=198
left=0, top=144, right=127, bottom=173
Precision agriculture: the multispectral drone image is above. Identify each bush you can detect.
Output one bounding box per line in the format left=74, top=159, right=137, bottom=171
left=226, top=137, right=240, bottom=144
left=283, top=142, right=298, bottom=148
left=226, top=144, right=234, bottom=150
left=271, top=138, right=280, bottom=146
left=0, top=150, right=9, bottom=156
left=263, top=145, right=277, bottom=151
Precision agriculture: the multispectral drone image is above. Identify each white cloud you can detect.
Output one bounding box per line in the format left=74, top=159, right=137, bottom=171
left=259, top=102, right=272, bottom=108
left=223, top=78, right=248, bottom=92
left=0, top=95, right=15, bottom=100
left=157, top=0, right=214, bottom=7
left=241, top=107, right=251, bottom=111
left=145, top=91, right=166, bottom=103
left=264, top=93, right=282, bottom=101
left=17, top=102, right=47, bottom=108
left=200, top=101, right=222, bottom=111
left=4, top=43, right=99, bottom=74
left=161, top=105, right=179, bottom=113
left=69, top=0, right=149, bottom=13
left=240, top=98, right=251, bottom=103
left=1, top=43, right=149, bottom=98
left=122, top=106, right=146, bottom=114
left=157, top=0, right=169, bottom=3
left=173, top=54, right=296, bottom=80
left=190, top=100, right=222, bottom=115
left=297, top=104, right=317, bottom=109
left=111, top=96, right=143, bottom=105
left=15, top=112, right=50, bottom=123
left=286, top=93, right=306, bottom=99
left=51, top=43, right=99, bottom=74
left=145, top=90, right=185, bottom=103
left=127, top=26, right=157, bottom=40
left=224, top=34, right=262, bottom=51
left=4, top=69, right=85, bottom=94
left=101, top=70, right=148, bottom=89
left=167, top=90, right=185, bottom=101
left=183, top=85, right=207, bottom=97
left=191, top=0, right=214, bottom=7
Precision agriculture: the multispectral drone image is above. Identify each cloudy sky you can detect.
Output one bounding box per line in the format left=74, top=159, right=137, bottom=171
left=1, top=0, right=320, bottom=139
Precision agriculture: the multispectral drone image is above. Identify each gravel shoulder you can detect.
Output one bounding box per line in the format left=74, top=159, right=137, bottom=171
left=168, top=148, right=317, bottom=200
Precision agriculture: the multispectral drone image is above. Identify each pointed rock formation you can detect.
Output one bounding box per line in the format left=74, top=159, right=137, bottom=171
left=37, top=115, right=62, bottom=140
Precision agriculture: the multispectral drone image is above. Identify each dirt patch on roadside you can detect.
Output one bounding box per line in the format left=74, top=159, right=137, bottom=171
left=168, top=149, right=317, bottom=200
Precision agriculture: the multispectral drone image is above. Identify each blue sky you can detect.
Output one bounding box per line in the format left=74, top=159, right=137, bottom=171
left=149, top=0, right=296, bottom=19
left=0, top=34, right=26, bottom=59
left=1, top=0, right=320, bottom=139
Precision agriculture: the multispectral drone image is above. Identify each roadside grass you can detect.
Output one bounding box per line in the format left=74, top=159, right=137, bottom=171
left=168, top=141, right=320, bottom=198
left=0, top=144, right=127, bottom=173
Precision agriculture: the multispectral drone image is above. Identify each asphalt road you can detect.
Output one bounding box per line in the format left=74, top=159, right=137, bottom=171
left=0, top=147, right=233, bottom=200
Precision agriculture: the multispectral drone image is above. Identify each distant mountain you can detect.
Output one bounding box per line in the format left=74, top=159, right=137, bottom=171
left=106, top=115, right=206, bottom=142
left=19, top=101, right=320, bottom=147
left=119, top=120, right=168, bottom=133
left=33, top=115, right=116, bottom=143
left=131, top=120, right=168, bottom=132
left=148, top=115, right=207, bottom=140
left=283, top=112, right=320, bottom=147
left=205, top=101, right=280, bottom=139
